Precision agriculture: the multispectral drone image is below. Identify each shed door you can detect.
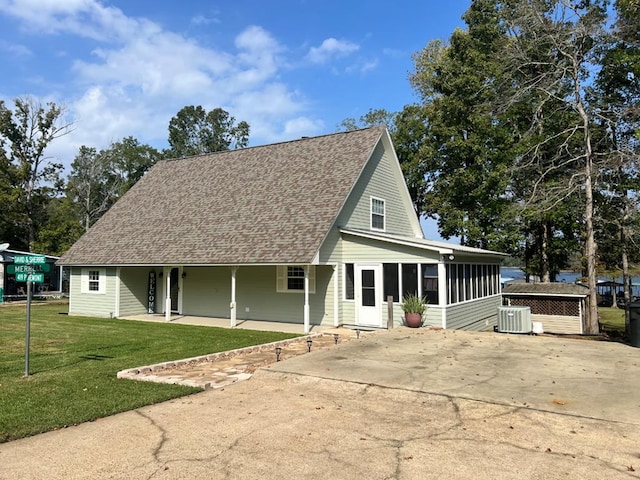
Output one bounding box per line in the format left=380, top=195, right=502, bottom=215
left=355, top=265, right=382, bottom=327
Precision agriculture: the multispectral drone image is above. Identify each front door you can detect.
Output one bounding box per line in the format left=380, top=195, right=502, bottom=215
left=355, top=264, right=382, bottom=327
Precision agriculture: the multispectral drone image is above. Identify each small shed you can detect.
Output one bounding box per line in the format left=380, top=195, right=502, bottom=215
left=502, top=282, right=589, bottom=334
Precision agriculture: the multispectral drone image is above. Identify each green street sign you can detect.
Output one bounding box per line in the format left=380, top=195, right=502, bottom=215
left=14, top=255, right=46, bottom=265
left=8, top=263, right=50, bottom=274
left=15, top=272, right=44, bottom=283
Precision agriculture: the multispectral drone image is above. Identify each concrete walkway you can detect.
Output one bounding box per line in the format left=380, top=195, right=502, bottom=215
left=1, top=328, right=639, bottom=480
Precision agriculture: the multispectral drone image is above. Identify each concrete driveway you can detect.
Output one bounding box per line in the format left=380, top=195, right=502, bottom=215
left=1, top=328, right=639, bottom=480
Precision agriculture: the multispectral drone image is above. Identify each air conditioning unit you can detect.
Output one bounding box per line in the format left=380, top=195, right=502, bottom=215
left=497, top=306, right=532, bottom=334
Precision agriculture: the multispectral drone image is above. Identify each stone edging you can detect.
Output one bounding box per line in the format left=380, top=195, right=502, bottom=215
left=116, top=333, right=328, bottom=389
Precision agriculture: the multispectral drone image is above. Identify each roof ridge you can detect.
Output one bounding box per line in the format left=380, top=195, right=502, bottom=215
left=162, top=126, right=385, bottom=163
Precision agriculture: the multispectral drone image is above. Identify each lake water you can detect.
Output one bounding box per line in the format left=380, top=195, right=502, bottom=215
left=501, top=267, right=580, bottom=284
left=501, top=267, right=640, bottom=296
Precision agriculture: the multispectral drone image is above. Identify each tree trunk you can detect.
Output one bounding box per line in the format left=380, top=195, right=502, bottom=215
left=541, top=222, right=550, bottom=283
left=622, top=226, right=631, bottom=334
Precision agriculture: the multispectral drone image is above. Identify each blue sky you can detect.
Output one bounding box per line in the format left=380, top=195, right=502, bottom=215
left=0, top=0, right=470, bottom=239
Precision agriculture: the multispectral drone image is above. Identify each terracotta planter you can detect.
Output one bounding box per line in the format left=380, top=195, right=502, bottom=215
left=405, top=313, right=423, bottom=328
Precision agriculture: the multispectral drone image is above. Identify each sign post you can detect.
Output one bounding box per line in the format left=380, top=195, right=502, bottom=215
left=14, top=254, right=46, bottom=378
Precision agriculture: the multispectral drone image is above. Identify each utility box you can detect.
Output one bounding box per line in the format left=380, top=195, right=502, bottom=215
left=497, top=306, right=532, bottom=334
left=629, top=302, right=640, bottom=347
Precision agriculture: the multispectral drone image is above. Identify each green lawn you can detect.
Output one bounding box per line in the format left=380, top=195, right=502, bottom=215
left=598, top=307, right=626, bottom=332
left=0, top=302, right=298, bottom=443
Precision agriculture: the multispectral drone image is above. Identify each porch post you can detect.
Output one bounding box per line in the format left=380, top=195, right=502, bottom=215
left=333, top=264, right=339, bottom=327
left=438, top=262, right=447, bottom=329
left=303, top=265, right=310, bottom=334
left=165, top=269, right=171, bottom=322
left=230, top=267, right=237, bottom=327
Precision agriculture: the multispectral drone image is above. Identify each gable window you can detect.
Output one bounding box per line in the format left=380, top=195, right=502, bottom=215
left=370, top=197, right=385, bottom=231
left=81, top=268, right=106, bottom=294
left=276, top=266, right=316, bottom=293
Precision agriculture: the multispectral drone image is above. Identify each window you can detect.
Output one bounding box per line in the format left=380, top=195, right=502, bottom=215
left=345, top=263, right=355, bottom=300
left=383, top=263, right=399, bottom=302
left=81, top=268, right=106, bottom=294
left=445, top=263, right=500, bottom=304
left=370, top=197, right=385, bottom=231
left=402, top=263, right=418, bottom=298
left=421, top=264, right=439, bottom=305
left=276, top=266, right=316, bottom=293
left=287, top=266, right=304, bottom=290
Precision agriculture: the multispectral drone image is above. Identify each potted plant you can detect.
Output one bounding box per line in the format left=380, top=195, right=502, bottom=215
left=402, top=293, right=427, bottom=328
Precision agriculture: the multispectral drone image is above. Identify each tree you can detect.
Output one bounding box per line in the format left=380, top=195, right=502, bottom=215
left=592, top=0, right=640, bottom=328
left=67, top=138, right=162, bottom=231
left=338, top=108, right=398, bottom=133
left=0, top=97, right=71, bottom=251
left=409, top=0, right=520, bottom=252
left=497, top=0, right=616, bottom=333
left=167, top=106, right=249, bottom=157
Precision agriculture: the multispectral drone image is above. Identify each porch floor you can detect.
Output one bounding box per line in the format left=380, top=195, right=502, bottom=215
left=120, top=313, right=342, bottom=335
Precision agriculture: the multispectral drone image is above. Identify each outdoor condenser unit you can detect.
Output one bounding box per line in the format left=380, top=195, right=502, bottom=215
left=497, top=306, right=532, bottom=334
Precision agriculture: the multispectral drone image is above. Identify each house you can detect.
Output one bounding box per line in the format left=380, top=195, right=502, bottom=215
left=502, top=282, right=589, bottom=334
left=58, top=127, right=506, bottom=332
left=0, top=249, right=63, bottom=302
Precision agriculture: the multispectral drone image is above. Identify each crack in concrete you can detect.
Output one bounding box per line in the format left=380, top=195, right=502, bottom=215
left=133, top=410, right=171, bottom=479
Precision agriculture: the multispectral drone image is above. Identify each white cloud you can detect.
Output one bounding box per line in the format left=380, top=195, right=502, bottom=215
left=0, top=1, right=327, bottom=167
left=306, top=38, right=359, bottom=64
left=0, top=41, right=32, bottom=56
left=191, top=13, right=220, bottom=26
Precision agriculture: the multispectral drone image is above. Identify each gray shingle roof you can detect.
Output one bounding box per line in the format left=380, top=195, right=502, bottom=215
left=59, top=127, right=385, bottom=266
left=503, top=282, right=589, bottom=296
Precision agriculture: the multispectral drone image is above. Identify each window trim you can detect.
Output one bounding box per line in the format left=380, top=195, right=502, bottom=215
left=80, top=268, right=106, bottom=294
left=276, top=265, right=316, bottom=293
left=370, top=196, right=386, bottom=232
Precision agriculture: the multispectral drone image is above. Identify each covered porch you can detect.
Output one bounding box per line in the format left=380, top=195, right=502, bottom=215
left=120, top=313, right=363, bottom=336
left=117, top=264, right=339, bottom=334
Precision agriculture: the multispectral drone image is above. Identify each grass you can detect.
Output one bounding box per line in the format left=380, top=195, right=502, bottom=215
left=598, top=307, right=626, bottom=332
left=0, top=302, right=298, bottom=443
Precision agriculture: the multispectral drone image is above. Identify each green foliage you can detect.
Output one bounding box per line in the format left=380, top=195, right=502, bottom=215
left=401, top=293, right=427, bottom=315
left=0, top=97, right=70, bottom=251
left=409, top=0, right=519, bottom=251
left=66, top=137, right=162, bottom=231
left=0, top=303, right=298, bottom=443
left=167, top=105, right=249, bottom=157
left=338, top=108, right=398, bottom=133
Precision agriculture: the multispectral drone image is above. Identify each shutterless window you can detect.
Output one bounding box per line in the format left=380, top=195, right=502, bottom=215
left=88, top=270, right=100, bottom=291
left=371, top=197, right=385, bottom=231
left=383, top=263, right=399, bottom=302
left=402, top=263, right=418, bottom=298
left=421, top=264, right=439, bottom=305
left=345, top=263, right=355, bottom=300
